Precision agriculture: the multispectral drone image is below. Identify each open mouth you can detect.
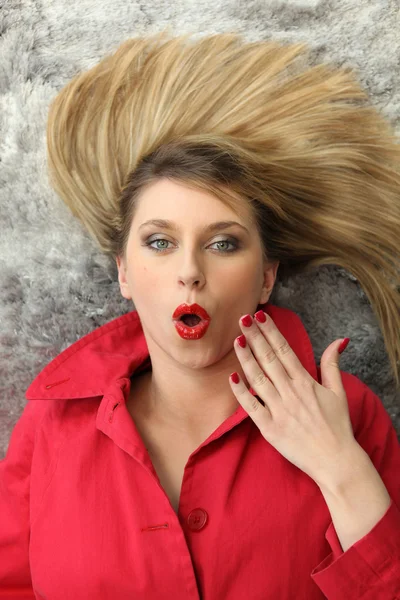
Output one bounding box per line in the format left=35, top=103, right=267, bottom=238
left=179, top=314, right=202, bottom=327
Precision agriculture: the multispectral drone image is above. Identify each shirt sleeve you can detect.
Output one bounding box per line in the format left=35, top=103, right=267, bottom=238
left=0, top=400, right=48, bottom=599
left=310, top=376, right=400, bottom=600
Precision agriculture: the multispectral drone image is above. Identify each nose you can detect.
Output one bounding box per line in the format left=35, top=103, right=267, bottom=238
left=175, top=243, right=208, bottom=291
left=177, top=260, right=205, bottom=289
left=178, top=275, right=205, bottom=289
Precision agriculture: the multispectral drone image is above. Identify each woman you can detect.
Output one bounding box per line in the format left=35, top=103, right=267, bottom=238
left=1, top=31, right=399, bottom=599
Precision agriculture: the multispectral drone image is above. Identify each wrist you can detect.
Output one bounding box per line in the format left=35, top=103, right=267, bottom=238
left=315, top=443, right=392, bottom=553
left=315, top=442, right=373, bottom=497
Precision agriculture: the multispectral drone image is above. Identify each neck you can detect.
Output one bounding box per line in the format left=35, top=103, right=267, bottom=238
left=130, top=348, right=245, bottom=438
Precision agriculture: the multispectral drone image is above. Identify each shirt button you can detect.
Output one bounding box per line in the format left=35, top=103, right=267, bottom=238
left=187, top=508, right=208, bottom=531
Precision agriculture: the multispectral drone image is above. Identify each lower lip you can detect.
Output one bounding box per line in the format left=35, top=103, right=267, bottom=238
left=174, top=319, right=210, bottom=340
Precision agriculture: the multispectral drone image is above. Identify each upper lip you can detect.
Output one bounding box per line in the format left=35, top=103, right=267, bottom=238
left=172, top=303, right=211, bottom=321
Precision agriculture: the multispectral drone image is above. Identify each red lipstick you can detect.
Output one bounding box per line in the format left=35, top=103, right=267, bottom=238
left=172, top=303, right=211, bottom=340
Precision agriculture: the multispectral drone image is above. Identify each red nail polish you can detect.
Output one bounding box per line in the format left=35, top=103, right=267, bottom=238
left=254, top=310, right=266, bottom=323
left=237, top=335, right=247, bottom=348
left=241, top=314, right=252, bottom=327
left=230, top=372, right=240, bottom=384
left=338, top=338, right=350, bottom=354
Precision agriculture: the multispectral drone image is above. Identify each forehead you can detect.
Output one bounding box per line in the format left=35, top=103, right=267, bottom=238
left=132, top=178, right=252, bottom=222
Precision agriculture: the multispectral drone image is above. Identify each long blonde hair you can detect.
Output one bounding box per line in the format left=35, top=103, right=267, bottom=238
left=46, top=29, right=400, bottom=388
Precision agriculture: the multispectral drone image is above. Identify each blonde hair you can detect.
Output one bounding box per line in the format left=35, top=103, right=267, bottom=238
left=46, top=30, right=400, bottom=387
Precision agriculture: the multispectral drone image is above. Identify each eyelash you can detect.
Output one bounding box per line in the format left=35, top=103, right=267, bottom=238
left=144, top=237, right=239, bottom=254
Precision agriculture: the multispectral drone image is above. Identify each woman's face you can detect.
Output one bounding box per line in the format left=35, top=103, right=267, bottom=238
left=116, top=178, right=279, bottom=368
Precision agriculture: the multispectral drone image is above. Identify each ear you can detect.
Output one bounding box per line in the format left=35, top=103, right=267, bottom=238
left=115, top=255, right=132, bottom=301
left=259, top=260, right=279, bottom=305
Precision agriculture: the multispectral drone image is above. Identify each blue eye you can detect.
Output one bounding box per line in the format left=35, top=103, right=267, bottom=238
left=144, top=238, right=239, bottom=254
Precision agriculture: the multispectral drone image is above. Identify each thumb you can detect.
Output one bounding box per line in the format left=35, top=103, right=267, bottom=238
left=320, top=338, right=350, bottom=393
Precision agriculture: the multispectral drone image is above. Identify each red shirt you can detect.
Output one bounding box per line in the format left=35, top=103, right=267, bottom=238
left=1, top=303, right=399, bottom=599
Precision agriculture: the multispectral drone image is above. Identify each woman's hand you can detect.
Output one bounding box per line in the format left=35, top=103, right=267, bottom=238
left=229, top=310, right=361, bottom=488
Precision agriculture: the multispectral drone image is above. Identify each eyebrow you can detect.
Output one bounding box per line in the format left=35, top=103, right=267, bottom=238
left=138, top=219, right=249, bottom=235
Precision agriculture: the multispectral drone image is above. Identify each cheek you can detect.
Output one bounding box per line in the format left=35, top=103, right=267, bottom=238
left=221, top=262, right=258, bottom=288
left=128, top=267, right=152, bottom=298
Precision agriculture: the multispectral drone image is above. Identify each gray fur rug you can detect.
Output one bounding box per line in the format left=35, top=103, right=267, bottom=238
left=1, top=0, right=399, bottom=459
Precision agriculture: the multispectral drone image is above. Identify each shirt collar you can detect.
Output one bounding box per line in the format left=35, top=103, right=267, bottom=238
left=25, top=303, right=317, bottom=401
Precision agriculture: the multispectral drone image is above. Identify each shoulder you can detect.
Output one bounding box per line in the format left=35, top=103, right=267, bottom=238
left=21, top=396, right=102, bottom=454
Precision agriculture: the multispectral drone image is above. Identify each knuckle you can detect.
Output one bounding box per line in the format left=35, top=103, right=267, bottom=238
left=279, top=382, right=304, bottom=409
left=242, top=352, right=254, bottom=367
left=249, top=396, right=262, bottom=412
left=298, top=375, right=314, bottom=390
left=284, top=385, right=302, bottom=405
left=327, top=360, right=340, bottom=371
left=253, top=371, right=268, bottom=387
left=247, top=328, right=259, bottom=341
left=261, top=347, right=277, bottom=364
left=276, top=340, right=292, bottom=357
left=273, top=412, right=291, bottom=435
left=237, top=386, right=248, bottom=400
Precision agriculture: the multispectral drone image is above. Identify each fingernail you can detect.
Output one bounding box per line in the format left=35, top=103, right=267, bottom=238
left=230, top=372, right=240, bottom=384
left=338, top=338, right=350, bottom=354
left=254, top=310, right=267, bottom=323
left=241, top=314, right=252, bottom=327
left=237, top=335, right=247, bottom=348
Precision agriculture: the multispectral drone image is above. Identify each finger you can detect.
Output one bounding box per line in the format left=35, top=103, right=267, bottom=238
left=253, top=311, right=308, bottom=382
left=229, top=371, right=273, bottom=428
left=234, top=334, right=282, bottom=417
left=239, top=314, right=293, bottom=398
